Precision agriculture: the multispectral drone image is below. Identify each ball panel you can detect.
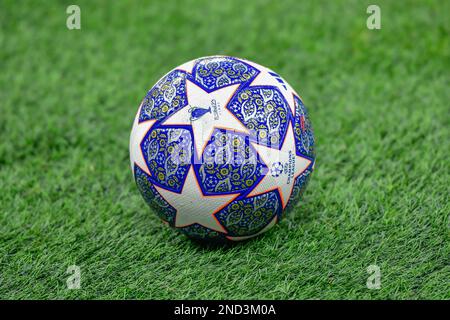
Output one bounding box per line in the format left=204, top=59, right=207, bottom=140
left=192, top=56, right=259, bottom=92
left=178, top=223, right=225, bottom=241
left=142, top=127, right=193, bottom=193
left=215, top=190, right=281, bottom=237
left=284, top=167, right=313, bottom=215
left=139, top=69, right=188, bottom=123
left=134, top=165, right=177, bottom=225
left=228, top=86, right=290, bottom=149
left=293, top=95, right=315, bottom=158
left=197, top=128, right=264, bottom=195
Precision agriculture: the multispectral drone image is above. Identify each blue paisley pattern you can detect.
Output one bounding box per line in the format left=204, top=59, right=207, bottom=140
left=139, top=70, right=188, bottom=122
left=193, top=56, right=259, bottom=92
left=228, top=87, right=289, bottom=149
left=197, top=129, right=263, bottom=195
left=215, top=191, right=281, bottom=237
left=293, top=96, right=315, bottom=158
left=134, top=165, right=177, bottom=224
left=142, top=127, right=193, bottom=192
left=284, top=168, right=313, bottom=215
left=178, top=224, right=223, bottom=241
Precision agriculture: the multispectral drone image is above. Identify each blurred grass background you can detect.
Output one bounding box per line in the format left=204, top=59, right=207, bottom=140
left=0, top=0, right=448, bottom=299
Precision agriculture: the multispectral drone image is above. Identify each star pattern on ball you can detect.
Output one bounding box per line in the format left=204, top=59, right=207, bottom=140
left=162, top=79, right=249, bottom=157
left=130, top=102, right=156, bottom=176
left=153, top=167, right=239, bottom=233
left=249, top=123, right=312, bottom=208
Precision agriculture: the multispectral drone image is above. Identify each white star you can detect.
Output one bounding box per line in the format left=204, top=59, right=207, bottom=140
left=244, top=59, right=299, bottom=116
left=153, top=168, right=239, bottom=233
left=129, top=102, right=156, bottom=176
left=249, top=123, right=311, bottom=208
left=163, top=79, right=249, bottom=157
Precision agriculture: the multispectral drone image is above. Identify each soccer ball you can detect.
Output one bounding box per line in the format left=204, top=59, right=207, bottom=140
left=130, top=56, right=315, bottom=241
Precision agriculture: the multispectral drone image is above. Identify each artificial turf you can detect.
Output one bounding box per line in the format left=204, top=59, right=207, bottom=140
left=0, top=0, right=448, bottom=299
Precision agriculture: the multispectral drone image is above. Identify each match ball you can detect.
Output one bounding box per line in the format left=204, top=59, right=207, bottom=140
left=130, top=56, right=315, bottom=241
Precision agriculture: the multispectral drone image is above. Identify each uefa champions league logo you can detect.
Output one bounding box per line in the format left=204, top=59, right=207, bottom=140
left=269, top=151, right=295, bottom=183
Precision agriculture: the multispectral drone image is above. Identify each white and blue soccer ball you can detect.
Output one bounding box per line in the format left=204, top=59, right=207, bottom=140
left=130, top=56, right=315, bottom=241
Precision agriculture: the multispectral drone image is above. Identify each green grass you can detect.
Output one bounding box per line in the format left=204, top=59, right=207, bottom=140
left=0, top=0, right=449, bottom=299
